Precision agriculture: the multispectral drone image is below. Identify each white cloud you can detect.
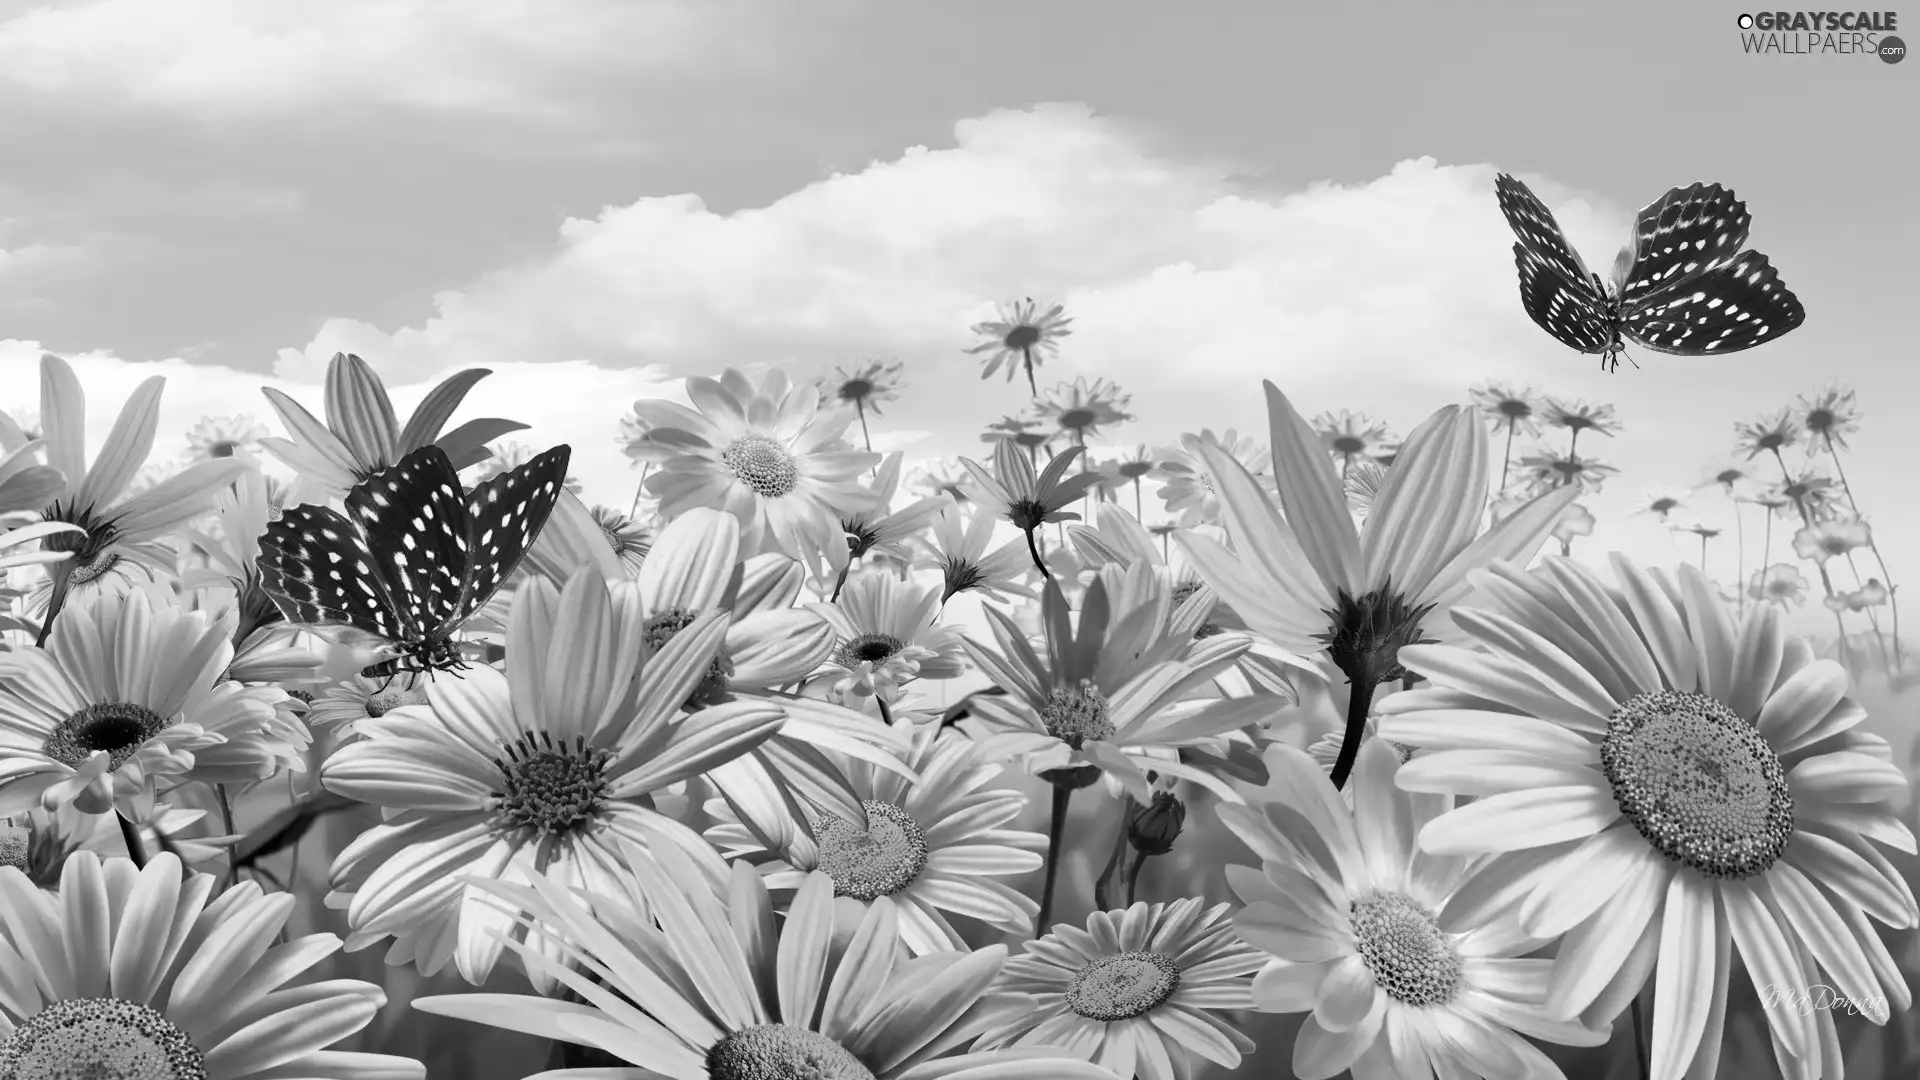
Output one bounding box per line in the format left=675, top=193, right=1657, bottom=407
left=0, top=0, right=745, bottom=114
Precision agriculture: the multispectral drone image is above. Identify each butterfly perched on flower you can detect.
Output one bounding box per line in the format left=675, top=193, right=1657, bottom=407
left=1496, top=173, right=1805, bottom=372
left=256, top=443, right=571, bottom=679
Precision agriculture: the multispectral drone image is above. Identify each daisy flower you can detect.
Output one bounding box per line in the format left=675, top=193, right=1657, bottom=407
left=1178, top=383, right=1577, bottom=789
left=259, top=351, right=522, bottom=503
left=1792, top=514, right=1872, bottom=565
left=1377, top=555, right=1918, bottom=1080
left=913, top=458, right=975, bottom=504
left=0, top=588, right=285, bottom=817
left=589, top=503, right=653, bottom=574
left=319, top=565, right=791, bottom=984
left=415, top=825, right=1118, bottom=1080
left=1770, top=467, right=1842, bottom=521
left=915, top=503, right=1036, bottom=604
left=519, top=487, right=629, bottom=585
left=819, top=357, right=907, bottom=451
left=30, top=354, right=250, bottom=624
left=3, top=798, right=240, bottom=887
left=1796, top=382, right=1861, bottom=452
left=810, top=570, right=966, bottom=707
left=178, top=470, right=326, bottom=687
left=182, top=414, right=269, bottom=462
left=1736, top=407, right=1803, bottom=460
left=1223, top=741, right=1611, bottom=1080
left=981, top=415, right=1056, bottom=459
left=1552, top=502, right=1597, bottom=548
left=1751, top=563, right=1810, bottom=609
left=978, top=897, right=1264, bottom=1080
left=302, top=670, right=438, bottom=735
left=963, top=440, right=1104, bottom=579
left=1470, top=381, right=1544, bottom=438
left=1150, top=428, right=1270, bottom=529
left=1699, top=461, right=1755, bottom=495
left=636, top=367, right=880, bottom=572
left=1037, top=376, right=1135, bottom=444
left=1635, top=486, right=1690, bottom=521
left=1540, top=397, right=1622, bottom=441
left=0, top=852, right=424, bottom=1079
left=707, top=721, right=1046, bottom=952
left=840, top=451, right=946, bottom=577
left=967, top=296, right=1074, bottom=397
left=1515, top=448, right=1619, bottom=492
left=1313, top=410, right=1399, bottom=473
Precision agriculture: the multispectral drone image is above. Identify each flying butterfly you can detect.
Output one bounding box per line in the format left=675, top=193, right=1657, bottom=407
left=1496, top=173, right=1805, bottom=372
left=256, top=443, right=571, bottom=680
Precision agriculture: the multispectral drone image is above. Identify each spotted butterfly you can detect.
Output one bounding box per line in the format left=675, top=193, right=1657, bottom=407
left=257, top=443, right=571, bottom=679
left=1496, top=173, right=1805, bottom=372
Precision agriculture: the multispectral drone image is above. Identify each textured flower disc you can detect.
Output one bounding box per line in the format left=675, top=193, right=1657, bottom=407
left=705, top=1023, right=876, bottom=1080
left=1600, top=689, right=1795, bottom=880
left=835, top=633, right=905, bottom=668
left=0, top=997, right=208, bottom=1080
left=813, top=801, right=929, bottom=901
left=490, top=730, right=613, bottom=834
left=1002, top=324, right=1042, bottom=350
left=1041, top=681, right=1115, bottom=748
left=364, top=687, right=430, bottom=718
left=644, top=608, right=736, bottom=709
left=1349, top=891, right=1462, bottom=1007
left=0, top=824, right=27, bottom=869
left=1065, top=951, right=1182, bottom=1021
left=42, top=702, right=169, bottom=771
left=722, top=435, right=801, bottom=498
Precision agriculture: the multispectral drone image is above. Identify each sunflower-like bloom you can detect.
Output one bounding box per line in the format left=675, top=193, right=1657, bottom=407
left=259, top=351, right=521, bottom=503
left=1378, top=556, right=1918, bottom=1080
left=959, top=577, right=1282, bottom=802
left=30, top=354, right=250, bottom=613
left=319, top=565, right=790, bottom=985
left=0, top=589, right=287, bottom=817
left=1179, top=384, right=1577, bottom=788
left=1224, top=741, right=1610, bottom=1079
left=966, top=297, right=1074, bottom=397
left=1150, top=428, right=1271, bottom=529
left=0, top=852, right=424, bottom=1079
left=707, top=720, right=1046, bottom=952
left=414, top=824, right=1118, bottom=1080
left=635, top=367, right=880, bottom=572
left=1515, top=448, right=1620, bottom=493
left=915, top=503, right=1037, bottom=605
left=811, top=570, right=966, bottom=705
left=1312, top=410, right=1399, bottom=470
left=978, top=897, right=1264, bottom=1080
left=818, top=357, right=907, bottom=418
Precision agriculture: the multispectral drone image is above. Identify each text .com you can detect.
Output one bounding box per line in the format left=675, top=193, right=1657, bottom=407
left=1737, top=11, right=1906, bottom=59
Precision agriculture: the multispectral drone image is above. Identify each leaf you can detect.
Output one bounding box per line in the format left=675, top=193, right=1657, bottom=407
left=434, top=418, right=531, bottom=472
left=398, top=368, right=494, bottom=453
left=940, top=685, right=1008, bottom=729
left=230, top=790, right=359, bottom=869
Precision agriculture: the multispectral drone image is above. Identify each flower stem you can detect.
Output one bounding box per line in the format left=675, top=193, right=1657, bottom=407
left=34, top=571, right=72, bottom=648
left=1125, top=849, right=1149, bottom=906
left=855, top=397, right=873, bottom=455
left=875, top=696, right=894, bottom=728
left=216, top=783, right=239, bottom=888
left=1132, top=479, right=1143, bottom=522
left=1631, top=995, right=1650, bottom=1080
left=1328, top=676, right=1380, bottom=791
left=1824, top=432, right=1902, bottom=669
left=628, top=463, right=652, bottom=517
left=1730, top=491, right=1746, bottom=617
left=117, top=811, right=147, bottom=869
left=1023, top=348, right=1037, bottom=399
left=1092, top=819, right=1128, bottom=911
left=1024, top=529, right=1052, bottom=580
left=1497, top=421, right=1515, bottom=499
left=1772, top=447, right=1851, bottom=669
left=1035, top=781, right=1074, bottom=935
left=830, top=564, right=851, bottom=603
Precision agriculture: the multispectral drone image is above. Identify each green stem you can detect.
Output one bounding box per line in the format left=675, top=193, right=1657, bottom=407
left=1092, top=819, right=1128, bottom=912
left=1035, top=782, right=1074, bottom=935
left=855, top=397, right=873, bottom=455
left=1328, top=676, right=1381, bottom=791
left=35, top=572, right=72, bottom=648
left=830, top=564, right=851, bottom=603
left=1023, top=349, right=1037, bottom=399
left=1824, top=432, right=1902, bottom=669
left=1631, top=995, right=1650, bottom=1080
left=1125, top=849, right=1149, bottom=906
left=1024, top=529, right=1052, bottom=581
left=216, top=783, right=238, bottom=889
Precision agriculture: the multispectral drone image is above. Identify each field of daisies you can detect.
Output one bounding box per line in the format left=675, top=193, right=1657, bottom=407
left=0, top=304, right=1914, bottom=1080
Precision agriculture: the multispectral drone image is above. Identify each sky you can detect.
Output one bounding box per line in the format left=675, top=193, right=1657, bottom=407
left=2, top=0, right=1916, bottom=649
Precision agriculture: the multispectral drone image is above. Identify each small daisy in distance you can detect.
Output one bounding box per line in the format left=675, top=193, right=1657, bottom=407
left=183, top=413, right=269, bottom=461
left=1516, top=447, right=1620, bottom=492
left=1540, top=397, right=1622, bottom=441
left=810, top=570, right=966, bottom=706
left=1736, top=406, right=1802, bottom=460
left=967, top=296, right=1074, bottom=397
left=1792, top=513, right=1872, bottom=565
left=0, top=851, right=425, bottom=1080
left=977, top=896, right=1264, bottom=1080
left=1037, top=376, right=1135, bottom=445
left=1750, top=562, right=1810, bottom=609
left=1151, top=428, right=1271, bottom=529
left=915, top=503, right=1036, bottom=604
left=1796, top=382, right=1861, bottom=452
left=1470, top=380, right=1543, bottom=438
left=588, top=503, right=653, bottom=574
left=961, top=439, right=1104, bottom=579
left=818, top=357, right=906, bottom=451
left=1312, top=410, right=1398, bottom=474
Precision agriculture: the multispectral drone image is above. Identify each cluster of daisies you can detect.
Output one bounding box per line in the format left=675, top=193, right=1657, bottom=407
left=0, top=298, right=1910, bottom=1080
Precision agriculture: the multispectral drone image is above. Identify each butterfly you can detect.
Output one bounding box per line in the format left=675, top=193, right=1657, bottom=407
left=257, top=442, right=571, bottom=680
left=1496, top=173, right=1805, bottom=372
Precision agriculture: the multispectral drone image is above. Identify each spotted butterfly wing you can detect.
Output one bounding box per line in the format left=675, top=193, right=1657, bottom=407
left=256, top=504, right=413, bottom=643
left=1616, top=181, right=1752, bottom=306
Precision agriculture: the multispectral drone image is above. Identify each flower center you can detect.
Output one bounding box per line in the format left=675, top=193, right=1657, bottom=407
left=1065, top=951, right=1181, bottom=1021
left=0, top=824, right=27, bottom=870
left=68, top=549, right=123, bottom=587
left=644, top=608, right=735, bottom=709
left=721, top=435, right=800, bottom=498
left=1058, top=408, right=1098, bottom=431
left=1600, top=690, right=1794, bottom=880
left=489, top=731, right=612, bottom=834
left=1349, top=891, right=1461, bottom=1007
left=1003, top=324, right=1042, bottom=350
left=43, top=703, right=169, bottom=771
left=1118, top=460, right=1154, bottom=479
left=1330, top=435, right=1366, bottom=455
left=207, top=441, right=237, bottom=458
left=837, top=378, right=874, bottom=402
left=813, top=801, right=929, bottom=901
left=1650, top=498, right=1679, bottom=514
left=1497, top=399, right=1532, bottom=418
left=0, top=997, right=208, bottom=1080
left=1805, top=408, right=1833, bottom=432
left=835, top=633, right=905, bottom=668
left=363, top=687, right=429, bottom=718
left=705, top=1024, right=874, bottom=1080
left=939, top=558, right=986, bottom=601
left=1040, top=681, right=1115, bottom=749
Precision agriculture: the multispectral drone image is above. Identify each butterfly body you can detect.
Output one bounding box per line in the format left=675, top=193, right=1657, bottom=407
left=1497, top=173, right=1805, bottom=372
left=257, top=443, right=571, bottom=678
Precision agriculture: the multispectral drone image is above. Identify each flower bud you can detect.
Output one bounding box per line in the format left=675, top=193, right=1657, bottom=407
left=1126, top=790, right=1186, bottom=856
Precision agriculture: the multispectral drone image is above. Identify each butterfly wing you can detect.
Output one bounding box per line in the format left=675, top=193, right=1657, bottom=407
left=257, top=504, right=413, bottom=643
left=345, top=445, right=474, bottom=643
left=448, top=444, right=572, bottom=626
left=1514, top=245, right=1615, bottom=354
left=1617, top=182, right=1753, bottom=306
left=1496, top=173, right=1596, bottom=291
left=1621, top=250, right=1805, bottom=356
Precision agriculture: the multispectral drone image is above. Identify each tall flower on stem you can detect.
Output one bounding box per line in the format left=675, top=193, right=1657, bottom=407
left=961, top=440, right=1103, bottom=580
left=1096, top=444, right=1160, bottom=521
left=1178, top=383, right=1578, bottom=791
left=1794, top=383, right=1901, bottom=670
left=1378, top=556, right=1916, bottom=1080
left=967, top=296, right=1074, bottom=398
left=1313, top=410, right=1398, bottom=478
left=833, top=451, right=946, bottom=597
left=818, top=357, right=907, bottom=452
left=1037, top=376, right=1134, bottom=446
left=810, top=570, right=966, bottom=710
left=182, top=414, right=269, bottom=462
left=259, top=351, right=522, bottom=504
left=1471, top=381, right=1543, bottom=492
left=915, top=503, right=1037, bottom=605
left=1151, top=428, right=1271, bottom=529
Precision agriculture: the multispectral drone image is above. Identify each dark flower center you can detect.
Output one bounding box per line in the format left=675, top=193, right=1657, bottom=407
left=1600, top=690, right=1794, bottom=880
left=1330, top=435, right=1366, bottom=455
left=44, top=703, right=169, bottom=771
left=1496, top=399, right=1532, bottom=418
left=1006, top=498, right=1050, bottom=531
left=208, top=441, right=237, bottom=458
left=1040, top=681, right=1115, bottom=748
left=1118, top=460, right=1155, bottom=479
left=813, top=801, right=929, bottom=900
left=1350, top=892, right=1461, bottom=1007
left=1058, top=408, right=1098, bottom=431
left=837, top=378, right=874, bottom=402
left=1805, top=408, right=1834, bottom=432
left=1065, top=951, right=1181, bottom=1021
left=0, top=824, right=27, bottom=870
left=1003, top=324, right=1042, bottom=350
left=706, top=1024, right=874, bottom=1080
left=835, top=633, right=905, bottom=668
left=939, top=558, right=987, bottom=602
left=0, top=997, right=208, bottom=1080
left=490, top=730, right=613, bottom=834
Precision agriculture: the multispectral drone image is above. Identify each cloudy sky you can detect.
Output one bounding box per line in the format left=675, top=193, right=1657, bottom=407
left=2, top=0, right=1913, bottom=644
